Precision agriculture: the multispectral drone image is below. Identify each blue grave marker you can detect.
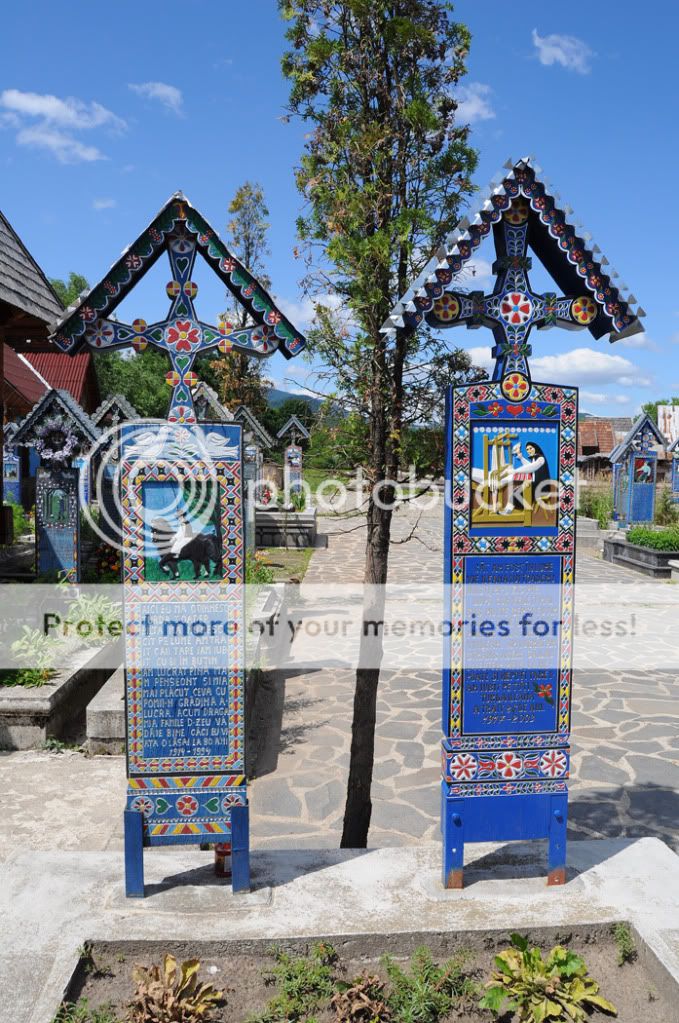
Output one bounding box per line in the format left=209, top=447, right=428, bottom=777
left=12, top=389, right=99, bottom=581
left=610, top=414, right=665, bottom=526
left=3, top=426, right=21, bottom=506
left=384, top=156, right=644, bottom=887
left=121, top=420, right=247, bottom=896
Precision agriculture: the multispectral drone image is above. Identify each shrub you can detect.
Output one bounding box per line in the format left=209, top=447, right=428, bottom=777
left=245, top=551, right=275, bottom=585
left=127, top=954, right=224, bottom=1023
left=578, top=483, right=613, bottom=529
left=627, top=525, right=679, bottom=551
left=655, top=486, right=679, bottom=526
left=480, top=933, right=617, bottom=1022
left=382, top=946, right=476, bottom=1023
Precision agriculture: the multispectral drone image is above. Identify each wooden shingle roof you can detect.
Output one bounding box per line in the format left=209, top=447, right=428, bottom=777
left=0, top=208, right=63, bottom=346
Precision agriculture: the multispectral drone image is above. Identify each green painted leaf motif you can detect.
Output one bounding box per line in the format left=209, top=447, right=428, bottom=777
left=155, top=797, right=170, bottom=814
left=175, top=256, right=190, bottom=276
left=205, top=796, right=220, bottom=813
left=174, top=390, right=189, bottom=403
left=542, top=404, right=558, bottom=417
left=203, top=329, right=219, bottom=344
left=472, top=406, right=491, bottom=417
left=117, top=327, right=133, bottom=340
left=150, top=329, right=163, bottom=342
left=175, top=300, right=189, bottom=317
left=175, top=355, right=191, bottom=371
left=207, top=241, right=221, bottom=259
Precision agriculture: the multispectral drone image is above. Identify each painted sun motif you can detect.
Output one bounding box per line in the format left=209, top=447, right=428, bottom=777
left=571, top=296, right=597, bottom=325
left=432, top=293, right=461, bottom=323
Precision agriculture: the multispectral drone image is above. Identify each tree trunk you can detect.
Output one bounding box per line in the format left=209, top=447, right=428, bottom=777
left=340, top=489, right=393, bottom=848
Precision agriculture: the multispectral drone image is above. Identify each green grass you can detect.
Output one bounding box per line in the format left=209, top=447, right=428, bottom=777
left=52, top=1000, right=121, bottom=1023
left=258, top=546, right=313, bottom=582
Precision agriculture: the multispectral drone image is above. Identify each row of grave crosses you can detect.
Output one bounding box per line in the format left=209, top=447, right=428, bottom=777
left=82, top=220, right=277, bottom=425
left=426, top=196, right=599, bottom=399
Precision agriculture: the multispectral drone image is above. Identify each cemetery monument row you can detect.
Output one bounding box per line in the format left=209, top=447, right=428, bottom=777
left=385, top=156, right=644, bottom=888
left=610, top=413, right=666, bottom=526
left=50, top=192, right=306, bottom=895
left=278, top=414, right=310, bottom=496
left=13, top=388, right=100, bottom=581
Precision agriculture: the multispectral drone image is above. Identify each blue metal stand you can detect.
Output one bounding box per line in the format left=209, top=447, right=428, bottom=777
left=230, top=803, right=251, bottom=893
left=124, top=809, right=145, bottom=898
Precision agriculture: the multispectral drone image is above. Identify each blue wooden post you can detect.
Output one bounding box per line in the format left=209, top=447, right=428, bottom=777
left=441, top=786, right=464, bottom=889
left=230, top=803, right=251, bottom=893
left=124, top=809, right=145, bottom=898
left=547, top=794, right=568, bottom=886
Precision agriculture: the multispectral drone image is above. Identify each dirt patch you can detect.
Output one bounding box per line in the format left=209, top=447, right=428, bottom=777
left=65, top=926, right=674, bottom=1022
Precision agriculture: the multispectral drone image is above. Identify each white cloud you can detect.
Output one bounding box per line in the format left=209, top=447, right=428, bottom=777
left=580, top=390, right=631, bottom=406
left=531, top=347, right=651, bottom=387
left=276, top=293, right=344, bottom=329
left=128, top=81, right=183, bottom=115
left=616, top=331, right=658, bottom=351
left=0, top=89, right=125, bottom=130
left=465, top=258, right=494, bottom=289
left=16, top=125, right=105, bottom=163
left=464, top=345, right=651, bottom=390
left=92, top=197, right=116, bottom=210
left=455, top=82, right=495, bottom=124
left=531, top=29, right=594, bottom=74
left=0, top=88, right=125, bottom=163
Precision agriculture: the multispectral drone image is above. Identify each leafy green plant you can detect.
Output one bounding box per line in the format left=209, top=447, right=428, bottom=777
left=480, top=933, right=617, bottom=1022
left=41, top=737, right=84, bottom=753
left=331, top=974, right=391, bottom=1022
left=382, top=946, right=476, bottom=1023
left=249, top=942, right=338, bottom=1022
left=612, top=923, right=637, bottom=967
left=245, top=551, right=275, bottom=585
left=127, top=954, right=224, bottom=1023
left=655, top=486, right=679, bottom=526
left=5, top=625, right=59, bottom=686
left=52, top=1000, right=121, bottom=1023
left=63, top=590, right=122, bottom=647
left=627, top=525, right=679, bottom=550
left=4, top=498, right=33, bottom=540
left=578, top=485, right=613, bottom=529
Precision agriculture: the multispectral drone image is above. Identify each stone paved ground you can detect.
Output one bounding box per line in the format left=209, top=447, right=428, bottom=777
left=1, top=499, right=679, bottom=862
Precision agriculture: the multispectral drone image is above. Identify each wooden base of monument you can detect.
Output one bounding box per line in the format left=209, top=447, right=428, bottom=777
left=441, top=785, right=568, bottom=890
left=123, top=804, right=251, bottom=898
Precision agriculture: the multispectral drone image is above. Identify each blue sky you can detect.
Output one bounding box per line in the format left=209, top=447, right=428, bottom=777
left=1, top=1, right=677, bottom=415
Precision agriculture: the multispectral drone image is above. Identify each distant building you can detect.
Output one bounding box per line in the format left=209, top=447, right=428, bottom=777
left=578, top=415, right=671, bottom=482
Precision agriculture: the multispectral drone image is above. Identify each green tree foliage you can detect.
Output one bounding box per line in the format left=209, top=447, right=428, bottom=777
left=209, top=182, right=272, bottom=415
left=49, top=272, right=89, bottom=308
left=96, top=349, right=172, bottom=419
left=280, top=0, right=480, bottom=845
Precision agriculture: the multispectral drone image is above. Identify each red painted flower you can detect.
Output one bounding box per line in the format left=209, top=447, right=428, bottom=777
left=496, top=752, right=523, bottom=779
left=537, top=684, right=553, bottom=700
left=489, top=401, right=502, bottom=416
left=176, top=795, right=199, bottom=817
left=165, top=320, right=201, bottom=352
left=449, top=753, right=477, bottom=781
left=528, top=402, right=540, bottom=418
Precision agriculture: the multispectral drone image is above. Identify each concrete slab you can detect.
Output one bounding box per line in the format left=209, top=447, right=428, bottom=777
left=86, top=667, right=125, bottom=753
left=5, top=837, right=679, bottom=1023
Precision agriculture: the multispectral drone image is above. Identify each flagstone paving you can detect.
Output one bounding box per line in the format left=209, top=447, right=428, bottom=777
left=1, top=500, right=679, bottom=862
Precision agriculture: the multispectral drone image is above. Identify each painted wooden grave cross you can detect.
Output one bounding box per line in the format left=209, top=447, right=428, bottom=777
left=13, top=388, right=100, bottom=581
left=610, top=413, right=666, bottom=526
left=385, top=156, right=644, bottom=888
left=50, top=194, right=306, bottom=896
left=278, top=415, right=310, bottom=496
